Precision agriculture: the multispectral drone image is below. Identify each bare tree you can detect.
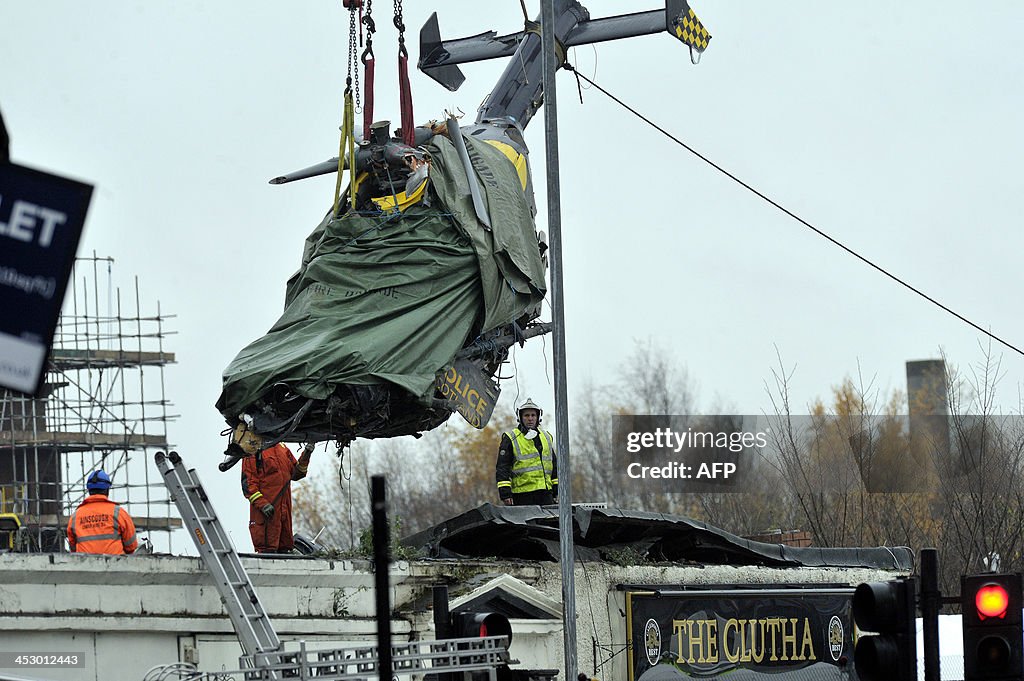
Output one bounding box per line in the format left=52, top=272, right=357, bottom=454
left=571, top=339, right=701, bottom=514
left=935, top=347, right=1024, bottom=588
left=762, top=345, right=1024, bottom=596
left=616, top=337, right=697, bottom=415
left=762, top=352, right=941, bottom=549
left=293, top=433, right=453, bottom=550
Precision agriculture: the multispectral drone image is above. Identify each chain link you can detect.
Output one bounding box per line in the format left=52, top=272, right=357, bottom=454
left=347, top=2, right=361, bottom=111
left=393, top=0, right=406, bottom=56
left=363, top=0, right=374, bottom=34
left=361, top=0, right=375, bottom=63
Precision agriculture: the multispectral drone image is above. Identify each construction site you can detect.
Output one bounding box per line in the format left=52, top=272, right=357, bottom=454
left=0, top=255, right=180, bottom=555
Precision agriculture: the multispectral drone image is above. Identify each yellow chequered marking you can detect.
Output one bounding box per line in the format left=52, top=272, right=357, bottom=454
left=675, top=7, right=711, bottom=51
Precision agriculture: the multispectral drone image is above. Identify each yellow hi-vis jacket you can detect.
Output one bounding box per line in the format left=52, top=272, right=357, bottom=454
left=497, top=428, right=558, bottom=496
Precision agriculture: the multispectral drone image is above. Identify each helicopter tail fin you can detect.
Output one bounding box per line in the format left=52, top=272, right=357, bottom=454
left=419, top=13, right=467, bottom=92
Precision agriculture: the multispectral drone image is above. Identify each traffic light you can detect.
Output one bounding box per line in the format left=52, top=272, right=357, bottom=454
left=452, top=611, right=513, bottom=645
left=962, top=573, right=1023, bottom=681
left=852, top=577, right=918, bottom=681
left=450, top=611, right=514, bottom=681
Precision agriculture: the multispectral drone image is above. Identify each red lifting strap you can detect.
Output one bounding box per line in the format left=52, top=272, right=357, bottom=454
left=398, top=50, right=415, bottom=147
left=362, top=52, right=375, bottom=142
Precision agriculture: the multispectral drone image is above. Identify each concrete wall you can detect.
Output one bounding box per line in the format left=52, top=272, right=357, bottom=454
left=0, top=552, right=903, bottom=681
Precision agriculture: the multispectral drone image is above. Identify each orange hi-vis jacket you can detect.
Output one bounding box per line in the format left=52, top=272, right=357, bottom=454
left=67, top=494, right=138, bottom=555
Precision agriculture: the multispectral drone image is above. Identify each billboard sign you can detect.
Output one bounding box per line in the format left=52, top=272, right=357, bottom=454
left=0, top=162, right=92, bottom=395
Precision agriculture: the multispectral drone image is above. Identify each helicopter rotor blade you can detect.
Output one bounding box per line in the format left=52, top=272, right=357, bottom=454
left=268, top=158, right=341, bottom=185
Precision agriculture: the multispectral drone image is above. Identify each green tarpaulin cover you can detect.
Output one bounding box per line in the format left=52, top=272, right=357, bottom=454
left=216, top=134, right=546, bottom=430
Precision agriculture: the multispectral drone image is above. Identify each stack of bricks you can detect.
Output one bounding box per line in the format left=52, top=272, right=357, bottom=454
left=744, top=529, right=812, bottom=547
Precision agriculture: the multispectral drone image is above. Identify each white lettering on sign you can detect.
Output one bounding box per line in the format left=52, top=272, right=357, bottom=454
left=0, top=265, right=56, bottom=299
left=0, top=196, right=68, bottom=248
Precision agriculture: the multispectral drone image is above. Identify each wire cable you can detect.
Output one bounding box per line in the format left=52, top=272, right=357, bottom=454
left=565, top=64, right=1024, bottom=359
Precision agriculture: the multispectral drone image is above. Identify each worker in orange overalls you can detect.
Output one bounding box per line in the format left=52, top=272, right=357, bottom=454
left=241, top=441, right=314, bottom=553
left=66, top=470, right=138, bottom=555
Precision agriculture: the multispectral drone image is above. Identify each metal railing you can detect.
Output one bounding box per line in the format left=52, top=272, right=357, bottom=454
left=143, top=635, right=513, bottom=681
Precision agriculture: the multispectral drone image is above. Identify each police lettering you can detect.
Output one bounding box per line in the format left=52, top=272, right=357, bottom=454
left=0, top=197, right=67, bottom=248
left=437, top=365, right=490, bottom=428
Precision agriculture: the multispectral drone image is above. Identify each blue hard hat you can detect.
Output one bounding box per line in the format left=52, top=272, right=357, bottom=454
left=87, top=469, right=112, bottom=492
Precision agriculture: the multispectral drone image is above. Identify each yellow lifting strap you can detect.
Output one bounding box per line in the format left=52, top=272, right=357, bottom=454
left=334, top=89, right=359, bottom=217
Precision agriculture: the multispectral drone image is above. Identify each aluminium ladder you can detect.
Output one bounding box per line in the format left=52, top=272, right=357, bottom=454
left=154, top=451, right=283, bottom=662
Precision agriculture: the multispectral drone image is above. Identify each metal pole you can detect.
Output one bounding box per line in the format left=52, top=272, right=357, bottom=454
left=371, top=475, right=392, bottom=681
left=920, top=548, right=940, bottom=681
left=433, top=585, right=453, bottom=681
left=542, top=2, right=577, bottom=680
left=433, top=585, right=452, bottom=640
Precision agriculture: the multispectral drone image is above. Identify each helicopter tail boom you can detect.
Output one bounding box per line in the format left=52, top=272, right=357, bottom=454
left=418, top=0, right=711, bottom=93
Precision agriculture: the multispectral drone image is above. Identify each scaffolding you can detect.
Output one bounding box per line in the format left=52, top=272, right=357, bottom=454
left=0, top=254, right=180, bottom=553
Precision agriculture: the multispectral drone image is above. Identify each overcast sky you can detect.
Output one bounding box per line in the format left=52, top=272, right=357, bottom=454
left=4, top=1, right=1024, bottom=551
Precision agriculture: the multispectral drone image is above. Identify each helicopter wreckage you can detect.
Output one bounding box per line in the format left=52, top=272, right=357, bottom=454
left=215, top=0, right=710, bottom=469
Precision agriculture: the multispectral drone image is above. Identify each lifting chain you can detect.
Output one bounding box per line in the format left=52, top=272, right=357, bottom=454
left=336, top=0, right=362, bottom=214
left=393, top=0, right=407, bottom=59
left=362, top=0, right=375, bottom=58
left=346, top=1, right=361, bottom=112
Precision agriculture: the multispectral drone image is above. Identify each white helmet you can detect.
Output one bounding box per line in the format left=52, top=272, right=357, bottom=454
left=518, top=398, right=543, bottom=419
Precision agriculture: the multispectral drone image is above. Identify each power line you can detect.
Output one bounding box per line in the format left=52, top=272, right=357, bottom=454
left=566, top=64, right=1024, bottom=359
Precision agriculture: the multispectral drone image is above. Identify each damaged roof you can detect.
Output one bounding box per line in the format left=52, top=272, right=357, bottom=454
left=401, top=504, right=913, bottom=570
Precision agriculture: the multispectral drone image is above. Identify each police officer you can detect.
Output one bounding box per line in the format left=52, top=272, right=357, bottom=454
left=495, top=398, right=558, bottom=506
left=66, top=470, right=138, bottom=555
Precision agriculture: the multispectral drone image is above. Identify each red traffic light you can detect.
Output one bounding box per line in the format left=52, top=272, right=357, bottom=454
left=453, top=612, right=513, bottom=647
left=961, top=573, right=1023, bottom=681
left=976, top=584, right=1010, bottom=620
